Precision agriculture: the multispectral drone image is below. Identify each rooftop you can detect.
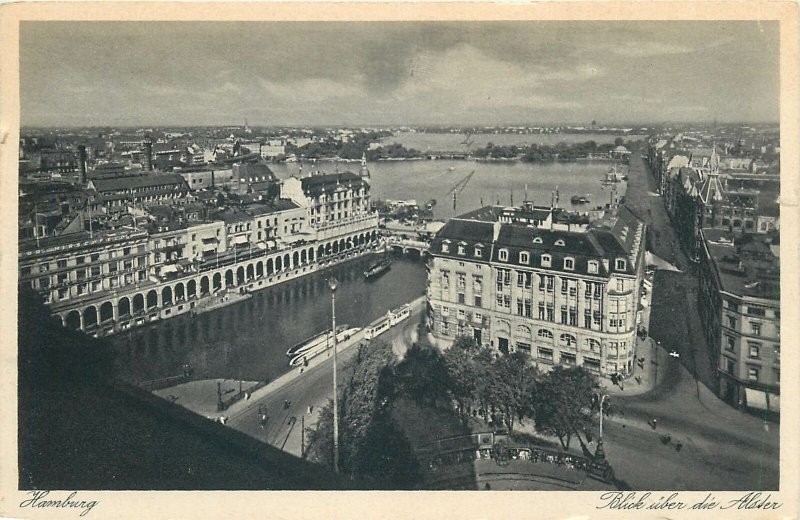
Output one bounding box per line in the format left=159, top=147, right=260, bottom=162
left=703, top=229, right=780, bottom=300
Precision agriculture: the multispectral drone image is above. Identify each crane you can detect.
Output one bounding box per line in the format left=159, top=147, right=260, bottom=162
left=446, top=170, right=475, bottom=211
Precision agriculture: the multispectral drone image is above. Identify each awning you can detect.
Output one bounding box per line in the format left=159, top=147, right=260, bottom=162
left=744, top=388, right=779, bottom=413
left=202, top=237, right=217, bottom=244
left=160, top=264, right=180, bottom=274
left=256, top=241, right=268, bottom=250
left=232, top=235, right=248, bottom=245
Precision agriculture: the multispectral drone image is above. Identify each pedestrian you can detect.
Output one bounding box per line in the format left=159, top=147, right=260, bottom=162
left=652, top=418, right=657, bottom=429
left=675, top=442, right=683, bottom=452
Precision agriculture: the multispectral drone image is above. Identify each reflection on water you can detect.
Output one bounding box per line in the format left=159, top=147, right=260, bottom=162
left=108, top=253, right=427, bottom=385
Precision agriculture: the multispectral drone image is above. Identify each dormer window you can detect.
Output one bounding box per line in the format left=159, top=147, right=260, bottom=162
left=475, top=246, right=483, bottom=258
left=541, top=254, right=551, bottom=268
left=615, top=258, right=627, bottom=271
left=564, top=257, right=575, bottom=270
left=441, top=240, right=450, bottom=253
left=554, top=239, right=565, bottom=247
left=519, top=252, right=530, bottom=264
left=588, top=260, right=599, bottom=274
left=499, top=249, right=509, bottom=262
left=458, top=243, right=466, bottom=255
left=533, top=237, right=543, bottom=244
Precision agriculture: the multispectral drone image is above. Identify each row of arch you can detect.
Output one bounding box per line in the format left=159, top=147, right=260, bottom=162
left=496, top=321, right=608, bottom=352
left=61, top=230, right=380, bottom=331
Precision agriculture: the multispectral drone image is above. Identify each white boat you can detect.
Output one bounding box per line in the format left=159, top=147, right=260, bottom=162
left=288, top=326, right=361, bottom=367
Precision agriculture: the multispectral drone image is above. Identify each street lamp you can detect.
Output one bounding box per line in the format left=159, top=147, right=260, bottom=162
left=589, top=392, right=612, bottom=482
left=329, top=276, right=340, bottom=474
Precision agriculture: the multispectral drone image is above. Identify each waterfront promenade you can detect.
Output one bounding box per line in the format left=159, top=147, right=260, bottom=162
left=155, top=295, right=426, bottom=457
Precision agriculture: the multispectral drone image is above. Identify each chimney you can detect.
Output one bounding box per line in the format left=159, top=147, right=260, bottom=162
left=143, top=140, right=153, bottom=171
left=78, top=145, right=87, bottom=184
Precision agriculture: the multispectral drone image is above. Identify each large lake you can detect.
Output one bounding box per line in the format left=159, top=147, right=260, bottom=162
left=271, top=158, right=629, bottom=221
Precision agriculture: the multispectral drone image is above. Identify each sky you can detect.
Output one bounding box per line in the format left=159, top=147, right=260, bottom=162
left=20, top=21, right=780, bottom=127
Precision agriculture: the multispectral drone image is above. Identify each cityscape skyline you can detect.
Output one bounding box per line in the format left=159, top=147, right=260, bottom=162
left=21, top=21, right=779, bottom=127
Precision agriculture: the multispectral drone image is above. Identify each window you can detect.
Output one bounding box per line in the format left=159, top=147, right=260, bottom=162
left=747, top=367, right=759, bottom=382
left=751, top=322, right=761, bottom=336
left=615, top=258, right=627, bottom=270
left=517, top=272, right=525, bottom=288
left=533, top=237, right=543, bottom=244
left=747, top=306, right=766, bottom=317
left=474, top=313, right=483, bottom=322
left=569, top=307, right=578, bottom=326
left=57, top=259, right=67, bottom=269
left=584, top=310, right=591, bottom=328
left=728, top=316, right=737, bottom=329
left=76, top=256, right=85, bottom=265
left=564, top=257, right=574, bottom=270
left=546, top=304, right=554, bottom=321
left=458, top=309, right=465, bottom=320
left=560, top=333, right=577, bottom=348
left=475, top=247, right=482, bottom=258
left=561, top=279, right=568, bottom=294
left=537, top=329, right=553, bottom=341
left=541, top=254, right=551, bottom=268
left=440, top=270, right=450, bottom=290
left=726, top=337, right=735, bottom=352
left=516, top=342, right=531, bottom=354
left=538, top=303, right=545, bottom=320
left=748, top=343, right=760, bottom=359
left=441, top=322, right=450, bottom=335
left=458, top=244, right=466, bottom=255
left=537, top=347, right=553, bottom=362
left=458, top=293, right=466, bottom=304
left=441, top=242, right=450, bottom=253
left=517, top=299, right=524, bottom=316
left=554, top=239, right=565, bottom=247
left=499, top=249, right=509, bottom=262
left=457, top=272, right=466, bottom=289
left=585, top=282, right=593, bottom=297
left=617, top=280, right=624, bottom=292
left=520, top=252, right=530, bottom=264
left=441, top=306, right=449, bottom=316
left=503, top=295, right=511, bottom=309
left=560, top=305, right=568, bottom=324
left=588, top=261, right=599, bottom=274
left=474, top=295, right=482, bottom=308
left=473, top=275, right=483, bottom=292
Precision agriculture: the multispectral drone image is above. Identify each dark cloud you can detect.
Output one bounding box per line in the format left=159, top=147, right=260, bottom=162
left=20, top=21, right=779, bottom=126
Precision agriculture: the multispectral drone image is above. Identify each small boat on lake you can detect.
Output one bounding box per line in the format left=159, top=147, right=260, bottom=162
left=571, top=194, right=590, bottom=204
left=364, top=258, right=392, bottom=279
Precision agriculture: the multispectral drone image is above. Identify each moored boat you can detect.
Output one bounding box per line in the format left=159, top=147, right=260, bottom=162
left=288, top=326, right=361, bottom=367
left=286, top=324, right=350, bottom=357
left=570, top=194, right=590, bottom=204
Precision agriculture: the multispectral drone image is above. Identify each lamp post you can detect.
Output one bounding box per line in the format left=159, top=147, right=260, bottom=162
left=589, top=392, right=612, bottom=482
left=329, top=276, right=340, bottom=474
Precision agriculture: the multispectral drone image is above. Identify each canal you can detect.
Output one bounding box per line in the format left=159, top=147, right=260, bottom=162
left=108, top=253, right=427, bottom=385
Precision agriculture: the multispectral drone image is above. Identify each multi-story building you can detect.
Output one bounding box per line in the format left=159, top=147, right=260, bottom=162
left=427, top=204, right=646, bottom=378
left=281, top=171, right=375, bottom=241
left=19, top=170, right=380, bottom=337
left=698, top=229, right=780, bottom=414
left=87, top=173, right=191, bottom=213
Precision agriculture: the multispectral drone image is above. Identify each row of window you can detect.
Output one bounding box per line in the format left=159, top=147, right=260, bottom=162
left=725, top=337, right=780, bottom=361
left=441, top=241, right=628, bottom=272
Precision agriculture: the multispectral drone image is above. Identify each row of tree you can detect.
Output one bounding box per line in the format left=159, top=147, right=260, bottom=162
left=305, top=334, right=610, bottom=485
left=437, top=336, right=608, bottom=453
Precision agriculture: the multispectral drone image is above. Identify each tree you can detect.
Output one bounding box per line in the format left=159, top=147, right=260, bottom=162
left=485, top=351, right=538, bottom=432
left=395, top=344, right=450, bottom=407
left=534, top=366, right=600, bottom=451
left=614, top=137, right=625, bottom=147
left=305, top=339, right=420, bottom=487
left=443, top=335, right=496, bottom=419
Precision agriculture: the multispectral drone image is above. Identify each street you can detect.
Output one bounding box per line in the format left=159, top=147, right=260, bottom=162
left=227, top=298, right=426, bottom=457
left=599, top=146, right=779, bottom=490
